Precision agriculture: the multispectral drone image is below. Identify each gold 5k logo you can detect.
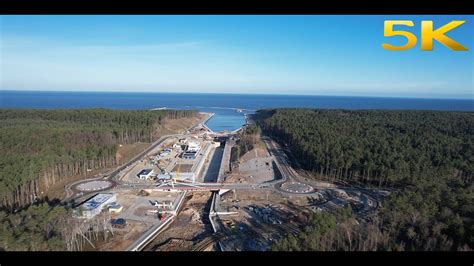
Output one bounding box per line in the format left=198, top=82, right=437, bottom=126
left=382, top=20, right=468, bottom=51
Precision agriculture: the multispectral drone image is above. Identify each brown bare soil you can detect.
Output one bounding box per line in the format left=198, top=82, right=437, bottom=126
left=143, top=191, right=215, bottom=251
left=100, top=221, right=150, bottom=251
left=156, top=114, right=207, bottom=135
left=116, top=142, right=151, bottom=164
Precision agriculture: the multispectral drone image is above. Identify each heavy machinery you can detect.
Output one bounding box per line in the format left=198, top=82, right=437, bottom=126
left=158, top=213, right=167, bottom=221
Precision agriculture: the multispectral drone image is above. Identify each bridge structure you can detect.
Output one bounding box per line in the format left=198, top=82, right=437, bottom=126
left=144, top=180, right=256, bottom=192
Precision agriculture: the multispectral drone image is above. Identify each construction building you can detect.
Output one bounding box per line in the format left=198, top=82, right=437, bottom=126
left=183, top=141, right=201, bottom=160
left=137, top=169, right=155, bottom=180
left=78, top=193, right=116, bottom=219
left=111, top=218, right=127, bottom=229
left=107, top=202, right=123, bottom=213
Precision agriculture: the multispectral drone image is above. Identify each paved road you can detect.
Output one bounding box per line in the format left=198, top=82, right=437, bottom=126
left=116, top=181, right=256, bottom=191
left=64, top=116, right=211, bottom=202
left=120, top=131, right=385, bottom=251
left=260, top=136, right=384, bottom=212
left=66, top=117, right=383, bottom=217
left=126, top=191, right=188, bottom=251
left=64, top=134, right=180, bottom=202
left=138, top=136, right=322, bottom=195
left=261, top=137, right=318, bottom=194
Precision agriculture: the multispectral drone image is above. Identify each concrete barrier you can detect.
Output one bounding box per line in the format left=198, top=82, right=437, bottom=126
left=201, top=113, right=215, bottom=133
left=191, top=142, right=212, bottom=178
left=209, top=192, right=218, bottom=233
left=208, top=191, right=227, bottom=251
left=127, top=191, right=188, bottom=251
left=127, top=215, right=173, bottom=251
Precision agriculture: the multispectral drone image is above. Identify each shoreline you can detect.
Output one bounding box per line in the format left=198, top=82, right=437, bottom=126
left=199, top=112, right=215, bottom=133
left=150, top=108, right=247, bottom=133
left=199, top=111, right=214, bottom=123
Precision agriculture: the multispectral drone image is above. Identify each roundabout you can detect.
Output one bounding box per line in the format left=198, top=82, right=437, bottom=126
left=76, top=180, right=115, bottom=192
left=280, top=181, right=315, bottom=194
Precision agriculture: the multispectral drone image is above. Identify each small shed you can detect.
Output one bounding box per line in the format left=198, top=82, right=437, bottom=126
left=111, top=218, right=127, bottom=228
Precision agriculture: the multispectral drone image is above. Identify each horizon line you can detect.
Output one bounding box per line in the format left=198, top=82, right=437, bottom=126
left=1, top=89, right=473, bottom=101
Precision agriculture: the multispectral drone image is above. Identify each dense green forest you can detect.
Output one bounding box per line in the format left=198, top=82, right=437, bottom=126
left=0, top=200, right=115, bottom=251
left=272, top=175, right=473, bottom=251
left=0, top=109, right=197, bottom=209
left=255, top=109, right=473, bottom=186
left=0, top=202, right=69, bottom=251
left=255, top=109, right=473, bottom=251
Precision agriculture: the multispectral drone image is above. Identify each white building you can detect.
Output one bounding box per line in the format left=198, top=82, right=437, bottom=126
left=108, top=203, right=123, bottom=213
left=183, top=141, right=200, bottom=160
left=137, top=169, right=155, bottom=180
left=78, top=193, right=116, bottom=219
left=187, top=141, right=200, bottom=152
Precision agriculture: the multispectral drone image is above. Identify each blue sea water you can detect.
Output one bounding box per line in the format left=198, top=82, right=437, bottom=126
left=1, top=91, right=473, bottom=132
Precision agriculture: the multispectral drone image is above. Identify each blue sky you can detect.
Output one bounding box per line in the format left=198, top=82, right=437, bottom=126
left=0, top=15, right=472, bottom=99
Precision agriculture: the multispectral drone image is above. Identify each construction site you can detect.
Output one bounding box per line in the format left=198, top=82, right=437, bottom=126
left=66, top=112, right=389, bottom=251
left=143, top=191, right=216, bottom=251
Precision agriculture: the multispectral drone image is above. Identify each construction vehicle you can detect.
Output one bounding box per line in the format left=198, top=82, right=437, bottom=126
left=158, top=213, right=167, bottom=221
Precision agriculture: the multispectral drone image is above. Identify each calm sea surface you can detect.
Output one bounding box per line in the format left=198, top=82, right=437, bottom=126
left=1, top=91, right=472, bottom=132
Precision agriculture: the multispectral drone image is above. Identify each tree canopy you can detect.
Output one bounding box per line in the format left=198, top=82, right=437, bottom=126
left=0, top=108, right=197, bottom=208
left=255, top=109, right=473, bottom=186
left=256, top=109, right=473, bottom=251
left=0, top=202, right=69, bottom=251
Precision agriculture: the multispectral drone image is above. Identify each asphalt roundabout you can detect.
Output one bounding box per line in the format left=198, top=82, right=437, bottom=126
left=280, top=181, right=315, bottom=194
left=75, top=180, right=115, bottom=192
